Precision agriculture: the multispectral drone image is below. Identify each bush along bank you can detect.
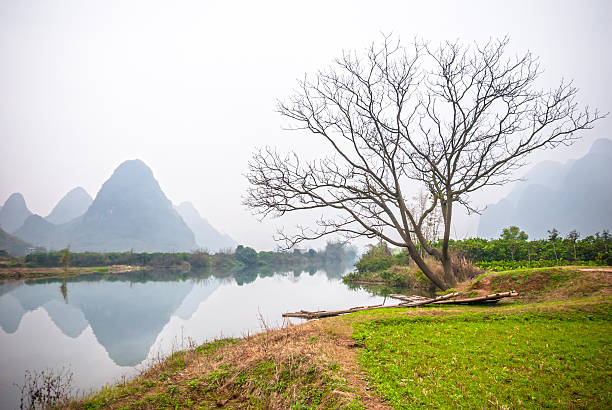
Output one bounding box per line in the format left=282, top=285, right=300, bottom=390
left=343, top=243, right=483, bottom=290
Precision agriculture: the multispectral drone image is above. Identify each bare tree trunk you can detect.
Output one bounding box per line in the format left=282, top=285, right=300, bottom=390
left=440, top=198, right=456, bottom=288
left=405, top=243, right=447, bottom=290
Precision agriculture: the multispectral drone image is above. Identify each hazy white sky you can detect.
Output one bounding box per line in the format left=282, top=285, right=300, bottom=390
left=1, top=0, right=610, bottom=250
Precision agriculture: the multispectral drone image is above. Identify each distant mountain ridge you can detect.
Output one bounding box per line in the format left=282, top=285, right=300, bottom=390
left=0, top=226, right=33, bottom=256
left=45, top=187, right=92, bottom=225
left=0, top=193, right=32, bottom=233
left=4, top=160, right=239, bottom=254
left=175, top=201, right=237, bottom=251
left=70, top=159, right=197, bottom=252
left=477, top=138, right=612, bottom=239
left=14, top=215, right=67, bottom=250
left=12, top=160, right=199, bottom=252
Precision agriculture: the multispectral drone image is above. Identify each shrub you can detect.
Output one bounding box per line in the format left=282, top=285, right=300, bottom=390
left=355, top=243, right=396, bottom=273
left=189, top=251, right=211, bottom=269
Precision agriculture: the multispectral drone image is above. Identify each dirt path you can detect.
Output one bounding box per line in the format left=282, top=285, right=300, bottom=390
left=312, top=319, right=391, bottom=409
left=578, top=267, right=612, bottom=273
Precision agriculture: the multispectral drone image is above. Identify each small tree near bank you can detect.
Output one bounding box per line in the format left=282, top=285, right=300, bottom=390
left=59, top=247, right=70, bottom=272
left=245, top=37, right=604, bottom=290
left=548, top=228, right=560, bottom=263
left=566, top=229, right=580, bottom=261
left=500, top=226, right=528, bottom=261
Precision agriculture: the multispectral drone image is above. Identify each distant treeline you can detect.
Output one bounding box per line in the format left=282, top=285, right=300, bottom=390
left=18, top=242, right=357, bottom=273
left=441, top=227, right=611, bottom=266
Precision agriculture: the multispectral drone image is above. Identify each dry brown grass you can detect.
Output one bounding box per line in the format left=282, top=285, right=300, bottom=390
left=72, top=317, right=389, bottom=409
left=411, top=253, right=483, bottom=286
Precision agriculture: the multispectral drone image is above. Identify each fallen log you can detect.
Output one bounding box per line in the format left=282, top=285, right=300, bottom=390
left=282, top=292, right=459, bottom=320
left=432, top=291, right=518, bottom=305
left=398, top=292, right=458, bottom=307
left=388, top=294, right=431, bottom=303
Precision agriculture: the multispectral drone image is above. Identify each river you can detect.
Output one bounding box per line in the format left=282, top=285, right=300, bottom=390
left=0, top=267, right=405, bottom=408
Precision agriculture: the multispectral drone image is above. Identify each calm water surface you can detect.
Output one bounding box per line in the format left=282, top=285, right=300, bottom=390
left=0, top=267, right=403, bottom=408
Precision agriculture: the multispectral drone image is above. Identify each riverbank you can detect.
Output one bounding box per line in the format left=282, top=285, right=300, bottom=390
left=64, top=266, right=610, bottom=409
left=0, top=264, right=144, bottom=281
left=342, top=265, right=434, bottom=289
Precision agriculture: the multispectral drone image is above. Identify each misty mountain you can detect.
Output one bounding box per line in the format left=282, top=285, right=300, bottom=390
left=13, top=160, right=198, bottom=252
left=0, top=193, right=32, bottom=233
left=45, top=187, right=92, bottom=225
left=175, top=201, right=237, bottom=251
left=70, top=159, right=198, bottom=252
left=14, top=214, right=69, bottom=250
left=477, top=138, right=612, bottom=239
left=0, top=226, right=33, bottom=256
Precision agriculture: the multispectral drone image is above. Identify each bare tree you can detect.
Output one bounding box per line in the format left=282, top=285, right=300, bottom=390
left=245, top=37, right=603, bottom=289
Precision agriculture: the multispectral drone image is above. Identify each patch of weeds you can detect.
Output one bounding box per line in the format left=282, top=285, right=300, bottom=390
left=168, top=351, right=186, bottom=372
left=166, top=383, right=179, bottom=395
left=17, top=367, right=74, bottom=409
left=206, top=365, right=231, bottom=387
left=195, top=338, right=237, bottom=355
left=140, top=380, right=155, bottom=388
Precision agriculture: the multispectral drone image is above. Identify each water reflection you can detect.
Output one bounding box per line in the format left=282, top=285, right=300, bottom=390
left=0, top=266, right=386, bottom=408
left=1, top=272, right=201, bottom=366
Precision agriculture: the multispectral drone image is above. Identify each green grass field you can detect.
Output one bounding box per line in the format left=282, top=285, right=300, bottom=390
left=353, top=301, right=612, bottom=409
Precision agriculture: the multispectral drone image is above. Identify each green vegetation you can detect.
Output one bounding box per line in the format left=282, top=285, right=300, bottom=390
left=353, top=302, right=611, bottom=409
left=446, top=227, right=611, bottom=265
left=475, top=259, right=601, bottom=271
left=347, top=266, right=612, bottom=408
left=343, top=268, right=430, bottom=289
left=345, top=227, right=611, bottom=290
left=0, top=241, right=357, bottom=281
left=59, top=247, right=70, bottom=272
left=344, top=243, right=422, bottom=288
left=18, top=241, right=354, bottom=271
left=354, top=242, right=400, bottom=273
left=344, top=243, right=481, bottom=290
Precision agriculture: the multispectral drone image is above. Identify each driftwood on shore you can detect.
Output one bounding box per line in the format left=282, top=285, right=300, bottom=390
left=282, top=292, right=459, bottom=320
left=283, top=291, right=518, bottom=320
left=431, top=291, right=519, bottom=305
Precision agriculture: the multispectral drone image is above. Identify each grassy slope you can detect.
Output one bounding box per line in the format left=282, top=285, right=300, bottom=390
left=71, top=324, right=369, bottom=409
left=70, top=267, right=611, bottom=409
